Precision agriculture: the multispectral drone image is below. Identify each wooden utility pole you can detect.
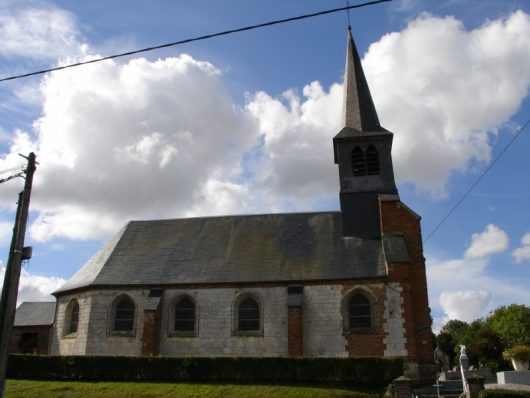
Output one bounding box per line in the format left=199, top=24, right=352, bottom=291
left=0, top=153, right=36, bottom=397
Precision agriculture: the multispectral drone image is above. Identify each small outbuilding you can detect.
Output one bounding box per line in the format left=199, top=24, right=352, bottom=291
left=11, top=301, right=55, bottom=354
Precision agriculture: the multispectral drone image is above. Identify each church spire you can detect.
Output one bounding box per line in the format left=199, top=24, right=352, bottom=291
left=333, top=28, right=398, bottom=239
left=342, top=27, right=381, bottom=133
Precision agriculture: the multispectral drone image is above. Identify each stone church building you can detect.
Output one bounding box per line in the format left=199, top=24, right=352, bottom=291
left=51, top=30, right=435, bottom=379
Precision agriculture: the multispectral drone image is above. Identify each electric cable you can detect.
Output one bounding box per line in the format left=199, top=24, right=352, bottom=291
left=0, top=0, right=391, bottom=83
left=424, top=118, right=530, bottom=242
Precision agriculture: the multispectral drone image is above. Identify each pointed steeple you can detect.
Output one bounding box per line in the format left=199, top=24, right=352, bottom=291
left=333, top=28, right=398, bottom=239
left=341, top=27, right=382, bottom=133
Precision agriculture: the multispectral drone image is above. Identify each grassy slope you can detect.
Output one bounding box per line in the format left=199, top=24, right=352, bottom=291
left=6, top=379, right=383, bottom=398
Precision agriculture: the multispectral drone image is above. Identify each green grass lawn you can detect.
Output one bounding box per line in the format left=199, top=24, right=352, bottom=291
left=5, top=379, right=383, bottom=398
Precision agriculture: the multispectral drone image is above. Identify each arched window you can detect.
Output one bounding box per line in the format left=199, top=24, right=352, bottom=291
left=174, top=297, right=196, bottom=332
left=348, top=293, right=372, bottom=328
left=113, top=296, right=135, bottom=332
left=64, top=299, right=79, bottom=336
left=366, top=145, right=380, bottom=175
left=238, top=297, right=260, bottom=332
left=68, top=301, right=79, bottom=334
left=351, top=146, right=366, bottom=176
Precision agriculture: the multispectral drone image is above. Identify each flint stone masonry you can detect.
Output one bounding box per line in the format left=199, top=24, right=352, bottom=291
left=52, top=290, right=147, bottom=356
left=303, top=285, right=347, bottom=357
left=159, top=287, right=287, bottom=357
left=52, top=292, right=91, bottom=355
left=383, top=282, right=407, bottom=357
left=55, top=284, right=397, bottom=358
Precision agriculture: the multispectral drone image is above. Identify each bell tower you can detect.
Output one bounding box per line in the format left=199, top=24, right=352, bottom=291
left=334, top=28, right=398, bottom=239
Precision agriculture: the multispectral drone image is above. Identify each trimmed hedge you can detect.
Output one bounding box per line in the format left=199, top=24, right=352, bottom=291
left=479, top=390, right=530, bottom=398
left=7, top=355, right=403, bottom=387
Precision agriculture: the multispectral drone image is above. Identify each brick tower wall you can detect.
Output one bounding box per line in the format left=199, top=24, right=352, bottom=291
left=379, top=196, right=435, bottom=379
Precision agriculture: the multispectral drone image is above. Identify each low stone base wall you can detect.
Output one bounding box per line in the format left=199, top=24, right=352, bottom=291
left=497, top=371, right=530, bottom=386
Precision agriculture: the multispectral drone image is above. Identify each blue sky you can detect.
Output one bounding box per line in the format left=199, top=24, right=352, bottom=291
left=0, top=0, right=529, bottom=331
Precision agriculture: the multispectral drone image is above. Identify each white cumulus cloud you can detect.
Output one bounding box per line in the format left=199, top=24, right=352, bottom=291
left=0, top=10, right=529, bottom=242
left=0, top=54, right=258, bottom=241
left=364, top=11, right=530, bottom=194
left=0, top=5, right=82, bottom=60
left=512, top=232, right=530, bottom=263
left=464, top=224, right=509, bottom=259
left=439, top=290, right=491, bottom=322
left=428, top=225, right=529, bottom=327
left=0, top=266, right=65, bottom=305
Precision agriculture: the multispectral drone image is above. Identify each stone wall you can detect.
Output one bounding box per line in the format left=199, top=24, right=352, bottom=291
left=303, top=285, right=348, bottom=357
left=383, top=282, right=407, bottom=357
left=159, top=287, right=287, bottom=357
left=52, top=280, right=413, bottom=359
left=51, top=292, right=91, bottom=355
left=84, top=290, right=145, bottom=356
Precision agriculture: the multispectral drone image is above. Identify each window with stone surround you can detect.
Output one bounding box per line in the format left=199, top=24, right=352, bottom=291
left=233, top=294, right=263, bottom=336
left=343, top=288, right=376, bottom=332
left=69, top=301, right=79, bottom=333
left=63, top=298, right=79, bottom=337
left=169, top=295, right=197, bottom=336
left=110, top=295, right=136, bottom=334
left=349, top=294, right=371, bottom=328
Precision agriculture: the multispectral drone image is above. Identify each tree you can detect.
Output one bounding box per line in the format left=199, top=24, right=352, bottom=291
left=436, top=319, right=470, bottom=368
left=435, top=304, right=530, bottom=373
left=466, top=326, right=506, bottom=372
left=455, top=320, right=485, bottom=367
left=440, top=319, right=469, bottom=340
left=487, top=304, right=530, bottom=347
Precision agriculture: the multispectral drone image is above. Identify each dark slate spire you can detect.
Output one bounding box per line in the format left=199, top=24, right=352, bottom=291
left=341, top=27, right=382, bottom=133
left=333, top=28, right=398, bottom=239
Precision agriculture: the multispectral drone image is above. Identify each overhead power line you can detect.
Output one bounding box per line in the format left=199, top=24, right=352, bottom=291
left=0, top=0, right=390, bottom=84
left=424, top=117, right=530, bottom=243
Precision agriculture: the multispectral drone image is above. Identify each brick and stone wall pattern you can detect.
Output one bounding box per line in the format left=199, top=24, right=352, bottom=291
left=383, top=282, right=407, bottom=357
left=380, top=198, right=434, bottom=367
left=341, top=283, right=396, bottom=357
left=159, top=287, right=287, bottom=357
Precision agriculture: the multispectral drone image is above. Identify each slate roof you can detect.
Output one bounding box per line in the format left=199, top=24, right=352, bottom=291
left=56, top=211, right=390, bottom=294
left=14, top=302, right=55, bottom=327
left=341, top=28, right=384, bottom=134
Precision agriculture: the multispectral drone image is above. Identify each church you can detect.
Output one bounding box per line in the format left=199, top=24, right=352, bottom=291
left=50, top=29, right=435, bottom=379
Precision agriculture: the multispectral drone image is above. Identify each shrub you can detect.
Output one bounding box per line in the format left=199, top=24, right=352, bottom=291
left=7, top=355, right=403, bottom=387
left=479, top=389, right=530, bottom=398
left=502, top=345, right=530, bottom=361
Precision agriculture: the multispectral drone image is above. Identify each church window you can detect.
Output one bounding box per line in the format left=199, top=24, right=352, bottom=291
left=69, top=301, right=79, bottom=334
left=174, top=297, right=196, bottom=332
left=351, top=146, right=366, bottom=176
left=113, top=296, right=135, bottom=332
left=64, top=299, right=79, bottom=336
left=348, top=293, right=372, bottom=328
left=366, top=145, right=380, bottom=175
left=238, top=297, right=260, bottom=332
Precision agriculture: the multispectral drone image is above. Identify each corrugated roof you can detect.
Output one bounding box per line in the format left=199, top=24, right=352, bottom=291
left=56, top=212, right=388, bottom=294
left=14, top=302, right=55, bottom=326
